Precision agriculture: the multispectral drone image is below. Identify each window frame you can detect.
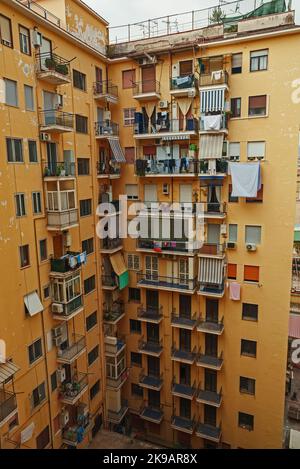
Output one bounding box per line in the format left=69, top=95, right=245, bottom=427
left=240, top=376, right=256, bottom=395
left=0, top=14, right=13, bottom=48
left=73, top=69, right=87, bottom=91
left=39, top=239, right=48, bottom=262
left=84, top=275, right=96, bottom=295
left=80, top=199, right=92, bottom=217
left=32, top=191, right=42, bottom=214
left=86, top=311, right=98, bottom=331
left=244, top=265, right=260, bottom=283
left=231, top=97, right=241, bottom=118
left=122, top=69, right=136, bottom=89
left=238, top=412, right=254, bottom=431
left=241, top=339, right=257, bottom=358
left=4, top=78, right=18, bottom=107
left=28, top=140, right=38, bottom=163
left=82, top=237, right=94, bottom=256
left=19, top=24, right=31, bottom=55
left=250, top=49, right=268, bottom=72
left=77, top=158, right=90, bottom=176
left=248, top=95, right=267, bottom=117
left=20, top=244, right=30, bottom=268
left=129, top=319, right=142, bottom=334
left=242, top=303, right=258, bottom=322
left=6, top=138, right=23, bottom=163
left=24, top=84, right=34, bottom=111
left=28, top=338, right=43, bottom=365
left=88, top=345, right=99, bottom=366
left=231, top=52, right=242, bottom=74
left=75, top=114, right=88, bottom=134
left=15, top=192, right=26, bottom=217
left=123, top=107, right=136, bottom=126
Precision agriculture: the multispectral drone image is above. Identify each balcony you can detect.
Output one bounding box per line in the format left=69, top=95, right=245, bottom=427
left=57, top=335, right=86, bottom=364
left=139, top=370, right=163, bottom=391
left=198, top=159, right=228, bottom=179
left=198, top=282, right=225, bottom=298
left=52, top=295, right=84, bottom=321
left=199, top=114, right=228, bottom=135
left=137, top=272, right=197, bottom=294
left=43, top=161, right=75, bottom=179
left=62, top=420, right=91, bottom=447
left=133, top=80, right=161, bottom=101
left=137, top=239, right=198, bottom=256
left=102, top=274, right=118, bottom=290
left=171, top=415, right=196, bottom=434
left=50, top=251, right=86, bottom=276
left=0, top=391, right=17, bottom=427
left=60, top=373, right=89, bottom=405
left=103, top=301, right=125, bottom=324
left=104, top=335, right=126, bottom=356
left=107, top=400, right=129, bottom=424
left=100, top=237, right=123, bottom=254
left=139, top=403, right=164, bottom=424
left=198, top=71, right=228, bottom=88
left=199, top=244, right=226, bottom=258
left=138, top=338, right=163, bottom=357
left=98, top=200, right=121, bottom=217
left=93, top=80, right=118, bottom=104
left=106, top=369, right=129, bottom=391
left=171, top=311, right=198, bottom=330
left=36, top=52, right=71, bottom=85
left=135, top=158, right=199, bottom=177
left=97, top=161, right=121, bottom=179
left=137, top=305, right=163, bottom=324
left=197, top=386, right=222, bottom=408
left=195, top=421, right=222, bottom=443
left=200, top=202, right=227, bottom=219
left=172, top=379, right=197, bottom=400
left=46, top=187, right=78, bottom=231
left=171, top=346, right=197, bottom=365
left=134, top=118, right=198, bottom=139
left=95, top=121, right=119, bottom=139
left=39, top=110, right=74, bottom=133
left=196, top=352, right=224, bottom=371
left=137, top=201, right=196, bottom=216
left=197, top=316, right=224, bottom=335
left=170, top=75, right=197, bottom=98
left=47, top=208, right=78, bottom=231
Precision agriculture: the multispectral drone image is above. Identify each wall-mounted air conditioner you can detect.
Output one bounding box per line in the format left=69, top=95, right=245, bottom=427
left=159, top=100, right=168, bottom=109
left=40, top=132, right=51, bottom=142
left=52, top=326, right=63, bottom=337
left=52, top=303, right=64, bottom=314
left=246, top=243, right=257, bottom=252
left=227, top=242, right=236, bottom=249
left=53, top=336, right=64, bottom=347
left=57, top=368, right=66, bottom=383
left=32, top=30, right=42, bottom=47
left=187, top=89, right=196, bottom=98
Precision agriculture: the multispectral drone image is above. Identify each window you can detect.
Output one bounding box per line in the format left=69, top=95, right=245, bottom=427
left=130, top=319, right=141, bottom=334
left=80, top=199, right=92, bottom=216
left=228, top=184, right=238, bottom=203
left=86, top=311, right=98, bottom=331
left=53, top=414, right=61, bottom=434
left=32, top=192, right=42, bottom=214
left=228, top=263, right=237, bottom=280
left=90, top=380, right=100, bottom=400
left=15, top=193, right=26, bottom=217
left=248, top=95, right=267, bottom=116
left=126, top=184, right=139, bottom=200
left=28, top=338, right=43, bottom=364
left=247, top=141, right=265, bottom=160
left=250, top=49, right=268, bottom=72
left=43, top=285, right=50, bottom=300
left=131, top=352, right=142, bottom=367
left=36, top=426, right=50, bottom=449
left=28, top=140, right=38, bottom=162
left=231, top=97, right=241, bottom=118
left=24, top=85, right=34, bottom=111
left=6, top=138, right=23, bottom=162
left=129, top=287, right=141, bottom=302
left=125, top=147, right=135, bottom=164
left=123, top=108, right=135, bottom=126
left=244, top=265, right=259, bottom=283
left=19, top=25, right=30, bottom=54
left=84, top=275, right=95, bottom=295
left=238, top=412, right=254, bottom=431
left=0, top=14, right=13, bottom=47
left=245, top=226, right=261, bottom=245
left=88, top=345, right=99, bottom=366
left=77, top=158, right=90, bottom=175
left=229, top=224, right=238, bottom=243
left=4, top=79, right=18, bottom=107
left=246, top=185, right=264, bottom=203
left=241, top=339, right=257, bottom=358
left=20, top=245, right=30, bottom=268
left=75, top=115, right=88, bottom=133
left=127, top=254, right=140, bottom=270
left=82, top=237, right=94, bottom=255
left=131, top=383, right=143, bottom=397
left=242, top=303, right=258, bottom=321
left=228, top=142, right=240, bottom=161
left=232, top=53, right=242, bottom=74
left=122, top=69, right=136, bottom=89
left=179, top=59, right=193, bottom=76
left=8, top=415, right=18, bottom=432
left=31, top=382, right=46, bottom=409
left=240, top=376, right=256, bottom=395
left=73, top=69, right=86, bottom=90
left=39, top=239, right=47, bottom=262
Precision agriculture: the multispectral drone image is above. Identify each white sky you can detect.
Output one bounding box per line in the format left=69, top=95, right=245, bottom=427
left=85, top=0, right=299, bottom=27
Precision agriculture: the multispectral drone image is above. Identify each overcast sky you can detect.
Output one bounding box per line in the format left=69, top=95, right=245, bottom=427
left=85, top=0, right=299, bottom=27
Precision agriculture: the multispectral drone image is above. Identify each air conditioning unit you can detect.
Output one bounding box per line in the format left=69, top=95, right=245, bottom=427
left=60, top=409, right=70, bottom=427
left=57, top=368, right=66, bottom=383
left=227, top=242, right=236, bottom=249
left=162, top=183, right=169, bottom=195
left=53, top=335, right=64, bottom=347
left=104, top=110, right=111, bottom=121
left=52, top=325, right=63, bottom=337
left=52, top=303, right=64, bottom=314
left=139, top=56, right=157, bottom=66
left=246, top=243, right=257, bottom=252
left=32, top=30, right=42, bottom=47
left=159, top=100, right=169, bottom=109
left=187, top=89, right=196, bottom=98
left=40, top=132, right=51, bottom=142
left=54, top=94, right=63, bottom=109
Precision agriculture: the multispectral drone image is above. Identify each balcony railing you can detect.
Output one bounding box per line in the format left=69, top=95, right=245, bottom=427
left=106, top=368, right=128, bottom=390
left=36, top=52, right=71, bottom=83
left=171, top=311, right=198, bottom=330
left=199, top=159, right=228, bottom=175
left=93, top=80, right=118, bottom=99
left=199, top=243, right=226, bottom=257
left=139, top=370, right=163, bottom=390
left=137, top=238, right=197, bottom=255
left=104, top=335, right=126, bottom=355
left=170, top=75, right=196, bottom=91
left=135, top=158, right=199, bottom=176
left=97, top=161, right=121, bottom=177
left=196, top=351, right=224, bottom=370
left=138, top=338, right=163, bottom=357
left=171, top=345, right=197, bottom=364
left=62, top=420, right=91, bottom=446
left=199, top=282, right=225, bottom=297
left=95, top=121, right=119, bottom=137
left=107, top=400, right=129, bottom=424
left=52, top=295, right=83, bottom=319
left=103, top=300, right=125, bottom=323
left=60, top=373, right=88, bottom=405
left=172, top=378, right=197, bottom=400
left=47, top=208, right=78, bottom=230
left=197, top=316, right=224, bottom=335
left=137, top=305, right=163, bottom=323
left=138, top=201, right=197, bottom=214
left=133, top=80, right=161, bottom=97
left=171, top=414, right=196, bottom=434
left=197, top=385, right=222, bottom=407
left=139, top=402, right=164, bottom=424
left=39, top=110, right=74, bottom=130
left=196, top=421, right=222, bottom=442
left=0, top=390, right=17, bottom=424
left=43, top=161, right=75, bottom=178
left=200, top=202, right=227, bottom=217
left=198, top=71, right=228, bottom=87
left=100, top=238, right=122, bottom=251
left=57, top=335, right=86, bottom=364
left=135, top=118, right=198, bottom=135
left=200, top=113, right=228, bottom=132
left=137, top=272, right=197, bottom=293
left=50, top=251, right=86, bottom=274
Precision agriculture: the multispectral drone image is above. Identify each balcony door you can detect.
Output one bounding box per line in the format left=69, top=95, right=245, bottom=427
left=205, top=369, right=217, bottom=393
left=205, top=334, right=218, bottom=357
left=40, top=36, right=52, bottom=70
left=179, top=294, right=191, bottom=319
left=147, top=323, right=159, bottom=344
left=148, top=356, right=160, bottom=377
left=204, top=404, right=217, bottom=426
left=95, top=66, right=103, bottom=93
left=146, top=290, right=159, bottom=313
left=142, top=65, right=156, bottom=93
left=179, top=259, right=189, bottom=286
left=179, top=329, right=191, bottom=352
left=206, top=299, right=219, bottom=323
left=180, top=363, right=191, bottom=386
left=208, top=185, right=221, bottom=212
left=179, top=184, right=192, bottom=203
left=145, top=255, right=158, bottom=281
left=207, top=224, right=220, bottom=245
left=144, top=184, right=157, bottom=203
left=180, top=398, right=191, bottom=419
left=148, top=389, right=160, bottom=408
left=43, top=90, right=56, bottom=124
left=46, top=142, right=58, bottom=175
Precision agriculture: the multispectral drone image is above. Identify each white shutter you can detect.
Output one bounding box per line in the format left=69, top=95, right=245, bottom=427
left=247, top=141, right=265, bottom=158
left=144, top=184, right=157, bottom=202
left=245, top=226, right=261, bottom=244
left=229, top=142, right=240, bottom=158
left=179, top=184, right=192, bottom=203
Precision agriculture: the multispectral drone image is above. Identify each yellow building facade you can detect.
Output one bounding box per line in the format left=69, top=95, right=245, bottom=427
left=0, top=0, right=299, bottom=449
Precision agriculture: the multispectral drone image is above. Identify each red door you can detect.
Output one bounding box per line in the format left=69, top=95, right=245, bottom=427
left=142, top=65, right=156, bottom=93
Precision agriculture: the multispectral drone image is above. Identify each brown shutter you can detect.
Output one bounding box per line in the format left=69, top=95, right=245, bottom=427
left=249, top=95, right=266, bottom=109
left=125, top=147, right=135, bottom=164
left=142, top=65, right=156, bottom=93
left=143, top=145, right=156, bottom=156
left=122, top=70, right=135, bottom=89
left=228, top=263, right=237, bottom=279
left=179, top=60, right=193, bottom=76
left=244, top=265, right=259, bottom=282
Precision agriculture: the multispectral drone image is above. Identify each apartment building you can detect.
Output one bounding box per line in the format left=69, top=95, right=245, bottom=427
left=0, top=0, right=299, bottom=449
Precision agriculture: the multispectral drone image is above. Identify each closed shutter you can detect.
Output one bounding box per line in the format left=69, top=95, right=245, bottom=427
left=142, top=65, right=156, bottom=93
left=200, top=89, right=225, bottom=113
left=143, top=145, right=156, bottom=156
left=244, top=265, right=259, bottom=282
left=228, top=263, right=237, bottom=279
left=179, top=60, right=193, bottom=76
left=247, top=141, right=265, bottom=159
left=144, top=184, right=157, bottom=202
left=125, top=147, right=135, bottom=164
left=122, top=70, right=135, bottom=89
left=179, top=184, right=192, bottom=203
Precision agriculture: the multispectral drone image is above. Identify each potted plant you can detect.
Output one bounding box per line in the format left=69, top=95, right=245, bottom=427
left=56, top=165, right=65, bottom=177
left=45, top=57, right=56, bottom=70
left=55, top=63, right=69, bottom=76
left=44, top=166, right=50, bottom=177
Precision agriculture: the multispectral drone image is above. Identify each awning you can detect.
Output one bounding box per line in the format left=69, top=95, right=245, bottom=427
left=200, top=88, right=225, bottom=113
left=289, top=314, right=300, bottom=339
left=199, top=135, right=224, bottom=159
left=0, top=361, right=20, bottom=384
left=24, top=291, right=43, bottom=316
left=199, top=257, right=225, bottom=285
left=110, top=252, right=127, bottom=276
left=108, top=137, right=125, bottom=162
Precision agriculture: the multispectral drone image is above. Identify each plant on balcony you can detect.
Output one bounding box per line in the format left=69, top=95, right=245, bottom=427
left=209, top=7, right=226, bottom=24
left=45, top=57, right=56, bottom=70
left=56, top=165, right=66, bottom=177
left=44, top=167, right=50, bottom=177
left=55, top=63, right=69, bottom=76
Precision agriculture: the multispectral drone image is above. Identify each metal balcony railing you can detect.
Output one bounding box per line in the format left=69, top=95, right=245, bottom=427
left=196, top=350, right=224, bottom=370
left=133, top=80, right=160, bottom=96
left=100, top=238, right=122, bottom=251
left=170, top=75, right=197, bottom=90
left=95, top=121, right=119, bottom=137
left=107, top=399, right=129, bottom=423
left=200, top=113, right=228, bottom=132
left=93, top=80, right=118, bottom=98
left=40, top=110, right=74, bottom=129
left=36, top=52, right=70, bottom=79
left=171, top=414, right=196, bottom=433
left=196, top=420, right=222, bottom=441
left=137, top=272, right=197, bottom=292
left=197, top=316, right=224, bottom=334
left=138, top=337, right=163, bottom=356
left=135, top=158, right=199, bottom=176
left=60, top=373, right=88, bottom=403
left=139, top=401, right=164, bottom=423
left=135, top=118, right=198, bottom=135
left=103, top=300, right=125, bottom=322
left=199, top=281, right=225, bottom=296
left=43, top=161, right=75, bottom=178
left=171, top=311, right=198, bottom=329
left=171, top=345, right=197, bottom=364
left=62, top=295, right=83, bottom=317
left=199, top=71, right=229, bottom=87
left=57, top=335, right=86, bottom=363
left=137, top=238, right=196, bottom=254
left=139, top=370, right=163, bottom=390
left=138, top=201, right=197, bottom=214
left=197, top=384, right=222, bottom=407
left=0, top=390, right=17, bottom=423
left=102, top=274, right=118, bottom=288
left=199, top=159, right=228, bottom=175
left=172, top=378, right=197, bottom=399
left=50, top=251, right=85, bottom=274
left=97, top=161, right=121, bottom=177
left=200, top=202, right=227, bottom=215
left=106, top=368, right=128, bottom=389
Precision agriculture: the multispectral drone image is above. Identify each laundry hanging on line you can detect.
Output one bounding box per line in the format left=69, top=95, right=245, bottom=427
left=228, top=162, right=261, bottom=198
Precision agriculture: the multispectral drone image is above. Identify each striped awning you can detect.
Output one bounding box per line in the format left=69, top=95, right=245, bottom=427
left=108, top=137, right=125, bottom=162
left=199, top=257, right=225, bottom=284
left=0, top=361, right=19, bottom=385
left=200, top=88, right=225, bottom=113
left=289, top=314, right=300, bottom=339
left=199, top=135, right=224, bottom=159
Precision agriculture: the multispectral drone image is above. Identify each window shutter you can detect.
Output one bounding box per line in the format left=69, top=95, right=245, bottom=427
left=249, top=95, right=266, bottom=109
left=247, top=141, right=265, bottom=158
left=244, top=265, right=259, bottom=282
left=228, top=263, right=237, bottom=279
